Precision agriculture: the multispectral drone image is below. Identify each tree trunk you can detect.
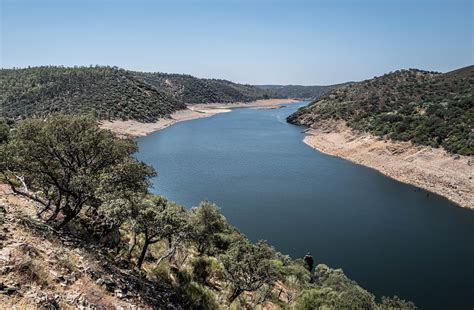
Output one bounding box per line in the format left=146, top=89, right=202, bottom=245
left=228, top=288, right=243, bottom=304
left=137, top=238, right=149, bottom=269
left=54, top=205, right=79, bottom=230
left=47, top=205, right=61, bottom=223
left=128, top=232, right=138, bottom=261
left=55, top=212, right=75, bottom=230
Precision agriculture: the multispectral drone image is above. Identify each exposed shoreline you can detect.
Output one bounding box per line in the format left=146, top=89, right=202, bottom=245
left=100, top=98, right=301, bottom=137
left=302, top=121, right=474, bottom=209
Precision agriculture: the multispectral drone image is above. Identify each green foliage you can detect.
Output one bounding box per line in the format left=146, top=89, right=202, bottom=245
left=131, top=195, right=192, bottom=268
left=257, top=82, right=351, bottom=100
left=190, top=201, right=229, bottom=255
left=379, top=296, right=417, bottom=309
left=191, top=256, right=223, bottom=286
left=221, top=239, right=279, bottom=303
left=277, top=258, right=312, bottom=288
left=0, top=66, right=287, bottom=122
left=0, top=66, right=184, bottom=121
left=173, top=268, right=219, bottom=310
left=134, top=72, right=282, bottom=104
left=288, top=66, right=474, bottom=155
left=149, top=261, right=172, bottom=282
left=297, top=264, right=377, bottom=309
left=0, top=119, right=9, bottom=144
left=2, top=114, right=155, bottom=228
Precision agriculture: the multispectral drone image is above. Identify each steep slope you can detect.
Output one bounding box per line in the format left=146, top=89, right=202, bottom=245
left=0, top=185, right=183, bottom=309
left=0, top=66, right=185, bottom=122
left=288, top=66, right=473, bottom=155
left=133, top=72, right=283, bottom=104
left=257, top=82, right=351, bottom=100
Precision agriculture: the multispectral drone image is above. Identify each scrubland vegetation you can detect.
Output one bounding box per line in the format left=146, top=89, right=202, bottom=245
left=257, top=83, right=351, bottom=100
left=288, top=66, right=473, bottom=155
left=0, top=66, right=281, bottom=123
left=0, top=114, right=415, bottom=308
left=133, top=72, right=282, bottom=104
left=0, top=66, right=184, bottom=122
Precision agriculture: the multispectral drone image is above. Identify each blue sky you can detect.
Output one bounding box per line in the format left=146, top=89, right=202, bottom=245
left=1, top=0, right=472, bottom=84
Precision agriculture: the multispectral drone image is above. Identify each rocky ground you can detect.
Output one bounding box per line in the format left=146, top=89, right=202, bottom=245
left=0, top=185, right=183, bottom=309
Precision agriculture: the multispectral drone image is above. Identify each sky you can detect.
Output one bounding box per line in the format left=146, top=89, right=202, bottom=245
left=1, top=0, right=473, bottom=85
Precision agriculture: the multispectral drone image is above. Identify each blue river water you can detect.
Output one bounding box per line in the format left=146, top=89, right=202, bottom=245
left=136, top=102, right=474, bottom=309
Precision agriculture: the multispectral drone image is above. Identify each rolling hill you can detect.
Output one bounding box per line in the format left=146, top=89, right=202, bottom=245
left=256, top=83, right=351, bottom=100
left=287, top=66, right=474, bottom=155
left=0, top=66, right=184, bottom=122
left=133, top=72, right=282, bottom=104
left=0, top=66, right=283, bottom=122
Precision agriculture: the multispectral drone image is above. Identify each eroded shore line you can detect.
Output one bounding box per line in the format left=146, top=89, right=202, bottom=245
left=100, top=99, right=301, bottom=137
left=302, top=122, right=474, bottom=209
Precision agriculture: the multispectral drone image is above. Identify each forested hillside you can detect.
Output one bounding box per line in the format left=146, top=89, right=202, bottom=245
left=257, top=83, right=351, bottom=100
left=288, top=66, right=474, bottom=155
left=0, top=66, right=184, bottom=122
left=0, top=67, right=286, bottom=122
left=133, top=72, right=282, bottom=104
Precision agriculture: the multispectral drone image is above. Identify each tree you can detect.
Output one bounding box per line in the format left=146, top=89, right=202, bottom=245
left=134, top=195, right=191, bottom=269
left=190, top=201, right=228, bottom=255
left=221, top=239, right=279, bottom=304
left=379, top=296, right=416, bottom=310
left=0, top=119, right=9, bottom=144
left=302, top=264, right=376, bottom=309
left=2, top=114, right=155, bottom=229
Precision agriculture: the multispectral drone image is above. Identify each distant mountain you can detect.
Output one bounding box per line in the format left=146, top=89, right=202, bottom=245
left=287, top=65, right=474, bottom=155
left=256, top=83, right=351, bottom=100
left=0, top=66, right=184, bottom=122
left=133, top=72, right=283, bottom=104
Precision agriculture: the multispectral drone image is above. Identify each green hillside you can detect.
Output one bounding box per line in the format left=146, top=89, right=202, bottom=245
left=257, top=83, right=351, bottom=100
left=0, top=66, right=184, bottom=122
left=133, top=72, right=282, bottom=104
left=288, top=66, right=474, bottom=155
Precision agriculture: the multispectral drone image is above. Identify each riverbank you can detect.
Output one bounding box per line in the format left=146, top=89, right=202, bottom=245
left=100, top=98, right=301, bottom=137
left=302, top=121, right=474, bottom=209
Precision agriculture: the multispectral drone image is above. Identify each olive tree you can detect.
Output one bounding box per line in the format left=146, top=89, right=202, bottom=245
left=2, top=114, right=155, bottom=229
left=190, top=201, right=228, bottom=255
left=133, top=195, right=192, bottom=269
left=221, top=239, right=279, bottom=303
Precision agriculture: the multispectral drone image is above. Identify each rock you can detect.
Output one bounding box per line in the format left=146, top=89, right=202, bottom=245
left=0, top=266, right=12, bottom=275
left=114, top=288, right=124, bottom=298
left=0, top=248, right=11, bottom=262
left=49, top=270, right=65, bottom=282
left=18, top=242, right=38, bottom=255
left=4, top=286, right=18, bottom=295
left=63, top=271, right=79, bottom=285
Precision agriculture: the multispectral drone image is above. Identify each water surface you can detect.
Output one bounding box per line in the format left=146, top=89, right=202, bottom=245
left=136, top=102, right=474, bottom=309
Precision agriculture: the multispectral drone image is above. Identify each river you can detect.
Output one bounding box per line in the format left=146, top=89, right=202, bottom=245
left=136, top=102, right=474, bottom=309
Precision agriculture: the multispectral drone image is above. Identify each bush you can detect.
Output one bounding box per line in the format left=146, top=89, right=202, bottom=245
left=191, top=256, right=223, bottom=286
left=173, top=269, right=218, bottom=310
